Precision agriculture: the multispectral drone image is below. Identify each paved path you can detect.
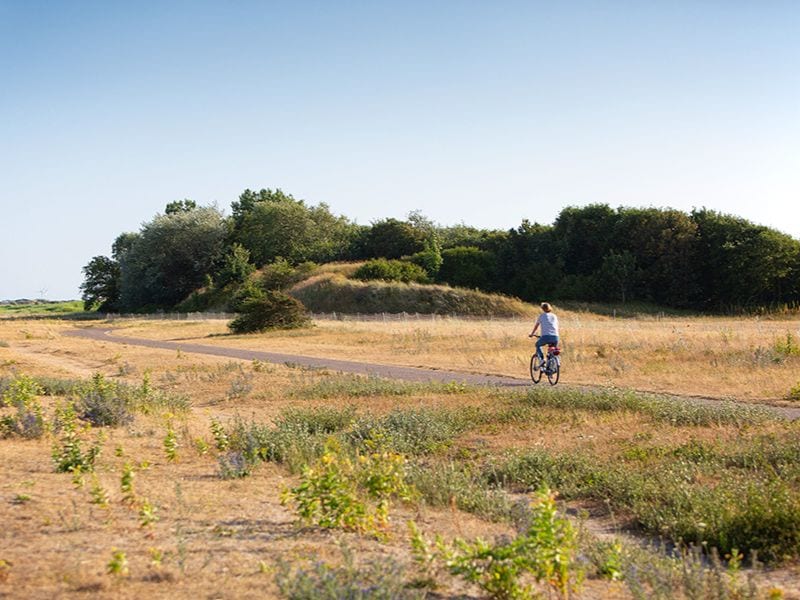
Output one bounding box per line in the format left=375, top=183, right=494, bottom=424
left=65, top=327, right=800, bottom=420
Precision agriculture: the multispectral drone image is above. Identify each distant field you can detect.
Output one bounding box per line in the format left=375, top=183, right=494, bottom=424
left=0, top=300, right=86, bottom=317
left=112, top=309, right=800, bottom=402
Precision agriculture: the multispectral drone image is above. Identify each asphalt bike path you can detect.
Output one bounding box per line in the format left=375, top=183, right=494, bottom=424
left=65, top=327, right=800, bottom=420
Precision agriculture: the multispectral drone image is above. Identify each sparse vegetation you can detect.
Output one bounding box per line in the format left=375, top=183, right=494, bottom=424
left=1, top=316, right=797, bottom=598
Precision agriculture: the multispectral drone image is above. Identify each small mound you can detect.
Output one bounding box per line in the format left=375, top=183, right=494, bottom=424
left=289, top=273, right=535, bottom=318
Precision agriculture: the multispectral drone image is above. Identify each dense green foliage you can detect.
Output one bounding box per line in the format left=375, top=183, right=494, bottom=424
left=82, top=189, right=800, bottom=313
left=228, top=291, right=311, bottom=334
left=353, top=258, right=430, bottom=283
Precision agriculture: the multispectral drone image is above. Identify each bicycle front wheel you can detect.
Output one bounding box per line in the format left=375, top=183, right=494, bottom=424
left=547, top=357, right=560, bottom=385
left=530, top=355, right=542, bottom=383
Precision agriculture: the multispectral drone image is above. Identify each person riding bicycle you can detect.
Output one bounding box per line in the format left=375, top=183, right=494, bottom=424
left=528, top=302, right=559, bottom=369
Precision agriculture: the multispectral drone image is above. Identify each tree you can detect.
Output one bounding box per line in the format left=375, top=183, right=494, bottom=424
left=233, top=189, right=357, bottom=266
left=552, top=204, right=618, bottom=277
left=437, top=247, right=496, bottom=290
left=165, top=199, right=198, bottom=214
left=80, top=256, right=121, bottom=312
left=118, top=206, right=228, bottom=311
left=494, top=220, right=563, bottom=300
left=612, top=208, right=699, bottom=306
left=215, top=243, right=255, bottom=289
left=692, top=209, right=800, bottom=309
left=596, top=250, right=638, bottom=303
left=358, top=218, right=426, bottom=259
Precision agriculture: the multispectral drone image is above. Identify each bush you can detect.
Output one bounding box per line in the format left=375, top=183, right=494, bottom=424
left=353, top=259, right=429, bottom=284
left=261, top=258, right=316, bottom=291
left=229, top=291, right=310, bottom=334
left=74, top=373, right=134, bottom=427
left=437, top=246, right=496, bottom=290
left=410, top=487, right=581, bottom=599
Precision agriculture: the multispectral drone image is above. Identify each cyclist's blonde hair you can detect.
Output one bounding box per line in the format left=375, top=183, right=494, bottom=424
left=541, top=302, right=552, bottom=312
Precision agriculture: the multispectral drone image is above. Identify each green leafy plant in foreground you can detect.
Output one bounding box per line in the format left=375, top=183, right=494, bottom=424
left=410, top=487, right=580, bottom=599
left=282, top=442, right=412, bottom=535
left=51, top=411, right=101, bottom=473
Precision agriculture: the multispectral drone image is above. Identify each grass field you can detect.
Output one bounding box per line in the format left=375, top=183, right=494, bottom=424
left=111, top=308, right=800, bottom=402
left=1, top=315, right=799, bottom=599
left=0, top=301, right=86, bottom=317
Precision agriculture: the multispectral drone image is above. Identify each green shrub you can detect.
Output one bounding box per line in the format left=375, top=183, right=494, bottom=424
left=347, top=408, right=474, bottom=456
left=261, top=258, right=316, bottom=291
left=0, top=375, right=46, bottom=438
left=410, top=487, right=580, bottom=599
left=353, top=259, right=430, bottom=284
left=408, top=461, right=512, bottom=522
left=773, top=331, right=800, bottom=357
left=74, top=374, right=134, bottom=427
left=52, top=415, right=101, bottom=473
left=407, top=241, right=443, bottom=278
left=282, top=442, right=412, bottom=535
left=437, top=246, right=496, bottom=290
left=229, top=291, right=310, bottom=334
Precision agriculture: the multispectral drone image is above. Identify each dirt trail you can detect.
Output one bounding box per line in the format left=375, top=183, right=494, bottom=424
left=64, top=327, right=800, bottom=421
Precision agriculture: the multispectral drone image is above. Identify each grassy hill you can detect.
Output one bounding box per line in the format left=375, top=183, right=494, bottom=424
left=289, top=273, right=536, bottom=318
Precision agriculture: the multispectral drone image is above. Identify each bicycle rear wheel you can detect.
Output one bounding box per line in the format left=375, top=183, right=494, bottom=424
left=530, top=355, right=542, bottom=383
left=547, top=356, right=560, bottom=385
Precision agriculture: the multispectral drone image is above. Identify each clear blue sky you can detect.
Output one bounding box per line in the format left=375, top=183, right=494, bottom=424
left=1, top=1, right=798, bottom=299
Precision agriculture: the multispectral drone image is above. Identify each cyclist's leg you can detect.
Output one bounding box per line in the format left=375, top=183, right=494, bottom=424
left=535, top=337, right=547, bottom=361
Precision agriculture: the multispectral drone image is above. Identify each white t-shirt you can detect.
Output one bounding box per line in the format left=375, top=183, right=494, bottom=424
left=537, top=312, right=559, bottom=337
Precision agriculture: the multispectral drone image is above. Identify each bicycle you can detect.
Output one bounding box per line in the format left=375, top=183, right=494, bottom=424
left=530, top=335, right=561, bottom=385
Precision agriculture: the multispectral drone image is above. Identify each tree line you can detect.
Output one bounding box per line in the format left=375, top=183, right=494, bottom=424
left=81, top=189, right=800, bottom=313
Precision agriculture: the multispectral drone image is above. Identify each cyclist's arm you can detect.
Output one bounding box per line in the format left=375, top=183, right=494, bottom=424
left=529, top=321, right=540, bottom=337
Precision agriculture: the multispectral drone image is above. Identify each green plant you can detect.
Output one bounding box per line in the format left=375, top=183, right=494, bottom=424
left=787, top=382, right=800, bottom=402
left=410, top=487, right=580, bottom=599
left=229, top=290, right=310, bottom=334
left=210, top=418, right=230, bottom=450
left=139, top=498, right=159, bottom=527
left=353, top=259, right=430, bottom=284
left=89, top=476, right=110, bottom=508
left=163, top=420, right=179, bottom=462
left=74, top=373, right=134, bottom=427
left=106, top=549, right=129, bottom=577
left=588, top=539, right=626, bottom=581
left=51, top=418, right=101, bottom=474
left=0, top=374, right=46, bottom=438
left=1, top=374, right=42, bottom=407
left=773, top=332, right=800, bottom=357
left=120, top=463, right=135, bottom=505
left=358, top=450, right=414, bottom=527
left=282, top=446, right=369, bottom=532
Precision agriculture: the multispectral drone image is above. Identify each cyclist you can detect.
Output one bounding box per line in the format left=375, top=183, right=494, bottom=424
left=528, top=302, right=559, bottom=370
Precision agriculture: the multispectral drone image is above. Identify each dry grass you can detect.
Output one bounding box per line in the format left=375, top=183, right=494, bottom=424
left=109, top=310, right=800, bottom=402
left=2, top=316, right=800, bottom=599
